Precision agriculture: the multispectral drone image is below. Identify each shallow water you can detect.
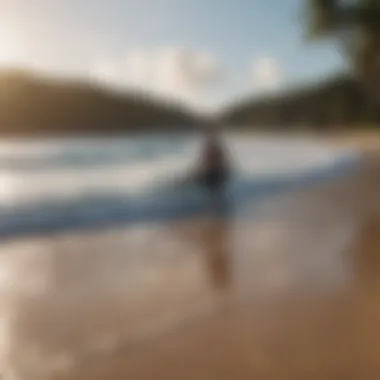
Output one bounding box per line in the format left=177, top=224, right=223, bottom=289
left=0, top=133, right=358, bottom=239
left=1, top=161, right=380, bottom=380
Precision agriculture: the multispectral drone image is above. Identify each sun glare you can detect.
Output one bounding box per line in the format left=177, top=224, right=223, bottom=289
left=0, top=31, right=18, bottom=66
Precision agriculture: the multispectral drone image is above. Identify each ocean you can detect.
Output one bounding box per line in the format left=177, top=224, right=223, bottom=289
left=0, top=132, right=359, bottom=239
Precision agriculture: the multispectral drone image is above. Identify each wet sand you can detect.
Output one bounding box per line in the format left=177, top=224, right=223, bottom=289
left=1, top=152, right=380, bottom=379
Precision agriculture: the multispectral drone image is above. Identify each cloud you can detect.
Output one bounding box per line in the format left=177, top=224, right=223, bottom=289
left=90, top=46, right=223, bottom=110
left=252, top=56, right=282, bottom=91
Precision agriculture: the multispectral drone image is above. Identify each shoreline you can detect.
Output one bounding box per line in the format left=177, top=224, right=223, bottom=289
left=0, top=147, right=360, bottom=242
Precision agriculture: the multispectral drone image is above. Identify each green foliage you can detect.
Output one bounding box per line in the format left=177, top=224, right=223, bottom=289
left=307, top=0, right=380, bottom=81
left=309, top=0, right=339, bottom=38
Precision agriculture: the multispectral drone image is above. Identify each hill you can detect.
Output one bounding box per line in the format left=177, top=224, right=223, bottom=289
left=222, top=75, right=379, bottom=130
left=0, top=69, right=201, bottom=136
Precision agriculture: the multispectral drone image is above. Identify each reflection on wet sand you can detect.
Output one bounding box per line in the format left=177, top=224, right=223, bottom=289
left=180, top=192, right=233, bottom=294
left=2, top=156, right=380, bottom=379
left=203, top=217, right=232, bottom=292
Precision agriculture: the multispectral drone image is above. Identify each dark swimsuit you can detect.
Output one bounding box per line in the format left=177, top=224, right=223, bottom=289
left=201, top=166, right=228, bottom=190
left=200, top=142, right=229, bottom=191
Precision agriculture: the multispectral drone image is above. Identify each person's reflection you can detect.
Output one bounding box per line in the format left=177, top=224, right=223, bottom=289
left=172, top=190, right=233, bottom=294
left=203, top=215, right=231, bottom=292
left=201, top=193, right=233, bottom=293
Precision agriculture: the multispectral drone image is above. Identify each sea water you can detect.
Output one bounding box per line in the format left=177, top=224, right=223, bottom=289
left=0, top=132, right=359, bottom=239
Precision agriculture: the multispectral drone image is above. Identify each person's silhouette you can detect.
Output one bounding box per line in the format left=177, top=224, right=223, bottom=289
left=199, top=128, right=230, bottom=195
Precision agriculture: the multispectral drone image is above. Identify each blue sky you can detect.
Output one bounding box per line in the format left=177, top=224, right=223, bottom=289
left=1, top=0, right=347, bottom=111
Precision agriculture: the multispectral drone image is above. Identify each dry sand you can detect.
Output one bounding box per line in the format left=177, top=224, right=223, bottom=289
left=1, top=150, right=380, bottom=380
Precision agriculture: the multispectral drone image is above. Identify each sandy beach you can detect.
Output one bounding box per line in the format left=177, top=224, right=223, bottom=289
left=1, top=149, right=380, bottom=380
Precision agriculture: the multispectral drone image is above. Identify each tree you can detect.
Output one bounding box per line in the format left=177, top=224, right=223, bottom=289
left=307, top=0, right=380, bottom=122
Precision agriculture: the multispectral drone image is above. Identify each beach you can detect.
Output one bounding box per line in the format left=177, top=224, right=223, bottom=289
left=0, top=143, right=379, bottom=379
left=1, top=0, right=378, bottom=377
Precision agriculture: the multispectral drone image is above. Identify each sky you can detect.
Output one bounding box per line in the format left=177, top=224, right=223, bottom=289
left=1, top=0, right=347, bottom=112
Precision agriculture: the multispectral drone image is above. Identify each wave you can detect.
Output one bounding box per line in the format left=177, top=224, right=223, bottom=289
left=0, top=134, right=359, bottom=240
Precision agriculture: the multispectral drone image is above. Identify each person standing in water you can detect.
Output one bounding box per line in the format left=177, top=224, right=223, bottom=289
left=199, top=128, right=230, bottom=196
